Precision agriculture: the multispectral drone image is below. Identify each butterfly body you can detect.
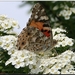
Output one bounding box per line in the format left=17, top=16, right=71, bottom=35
left=17, top=3, right=57, bottom=53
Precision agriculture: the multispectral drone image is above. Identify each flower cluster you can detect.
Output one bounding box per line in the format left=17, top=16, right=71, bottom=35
left=59, top=5, right=75, bottom=20
left=52, top=28, right=74, bottom=47
left=0, top=15, right=19, bottom=33
left=5, top=49, right=37, bottom=69
left=0, top=35, right=17, bottom=51
left=2, top=27, right=74, bottom=74
left=0, top=15, right=75, bottom=74
left=5, top=49, right=75, bottom=74
left=43, top=50, right=75, bottom=74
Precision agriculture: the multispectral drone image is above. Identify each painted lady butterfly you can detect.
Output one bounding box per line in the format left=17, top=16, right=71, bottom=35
left=17, top=3, right=57, bottom=53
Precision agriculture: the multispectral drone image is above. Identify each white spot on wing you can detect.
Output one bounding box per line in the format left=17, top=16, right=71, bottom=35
left=35, top=15, right=38, bottom=19
left=39, top=16, right=49, bottom=20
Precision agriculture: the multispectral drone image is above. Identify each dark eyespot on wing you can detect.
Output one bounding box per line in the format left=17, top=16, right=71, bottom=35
left=22, top=42, right=25, bottom=45
left=27, top=32, right=30, bottom=35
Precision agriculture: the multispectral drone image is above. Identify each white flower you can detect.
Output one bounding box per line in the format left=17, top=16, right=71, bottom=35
left=0, top=14, right=20, bottom=33
left=43, top=68, right=51, bottom=74
left=62, top=54, right=71, bottom=62
left=64, top=5, right=69, bottom=10
left=0, top=35, right=17, bottom=50
left=3, top=43, right=13, bottom=50
left=67, top=39, right=74, bottom=46
left=11, top=57, right=19, bottom=65
left=15, top=60, right=25, bottom=69
left=55, top=42, right=61, bottom=47
left=8, top=49, right=17, bottom=55
left=65, top=64, right=74, bottom=70
left=52, top=28, right=66, bottom=34
left=0, top=39, right=5, bottom=47
left=49, top=68, right=60, bottom=74
left=65, top=15, right=70, bottom=20
left=67, top=10, right=72, bottom=16
left=71, top=54, right=75, bottom=62
left=40, top=59, right=50, bottom=67
left=62, top=41, right=68, bottom=47
left=53, top=6, right=58, bottom=10
left=30, top=67, right=40, bottom=74
left=60, top=10, right=68, bottom=17
left=61, top=69, right=70, bottom=74
left=59, top=9, right=72, bottom=20
left=30, top=62, right=43, bottom=74
left=1, top=20, right=12, bottom=29
left=53, top=28, right=74, bottom=47
left=5, top=59, right=11, bottom=66
left=11, top=19, right=19, bottom=28
left=69, top=70, right=75, bottom=74
left=2, top=36, right=12, bottom=43
left=51, top=63, right=61, bottom=70
left=70, top=8, right=75, bottom=14
left=0, top=14, right=7, bottom=20
left=64, top=37, right=73, bottom=46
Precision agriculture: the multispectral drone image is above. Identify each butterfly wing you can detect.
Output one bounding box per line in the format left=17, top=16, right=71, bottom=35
left=27, top=3, right=51, bottom=37
left=17, top=3, right=57, bottom=52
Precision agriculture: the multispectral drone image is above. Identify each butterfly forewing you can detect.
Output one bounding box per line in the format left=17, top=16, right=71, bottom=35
left=17, top=3, right=57, bottom=53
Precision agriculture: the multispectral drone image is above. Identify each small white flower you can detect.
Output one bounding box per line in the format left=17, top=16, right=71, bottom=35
left=11, top=56, right=19, bottom=65
left=62, top=41, right=68, bottom=47
left=59, top=9, right=72, bottom=20
left=67, top=10, right=72, bottom=16
left=43, top=68, right=50, bottom=74
left=53, top=6, right=58, bottom=10
left=64, top=5, right=69, bottom=10
left=61, top=10, right=68, bottom=17
left=67, top=39, right=73, bottom=46
left=8, top=49, right=17, bottom=55
left=64, top=37, right=73, bottom=46
left=65, top=15, right=70, bottom=20
left=65, top=64, right=74, bottom=70
left=51, top=63, right=61, bottom=70
left=30, top=63, right=42, bottom=74
left=71, top=54, right=75, bottom=62
left=70, top=8, right=75, bottom=14
left=63, top=54, right=71, bottom=62
left=3, top=43, right=13, bottom=50
left=0, top=39, right=5, bottom=47
left=15, top=60, right=25, bottom=69
left=52, top=28, right=66, bottom=34
left=49, top=68, right=60, bottom=74
left=69, top=70, right=75, bottom=74
left=1, top=20, right=11, bottom=29
left=12, top=20, right=19, bottom=28
left=5, top=59, right=11, bottom=66
left=61, top=69, right=70, bottom=74
left=2, top=36, right=11, bottom=43
left=0, top=14, right=7, bottom=20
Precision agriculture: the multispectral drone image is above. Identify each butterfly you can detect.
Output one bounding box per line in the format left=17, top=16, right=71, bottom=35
left=16, top=3, right=57, bottom=54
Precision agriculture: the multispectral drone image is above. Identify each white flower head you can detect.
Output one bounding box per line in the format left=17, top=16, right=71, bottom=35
left=0, top=14, right=7, bottom=20
left=70, top=8, right=75, bottom=14
left=53, top=6, right=58, bottom=10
